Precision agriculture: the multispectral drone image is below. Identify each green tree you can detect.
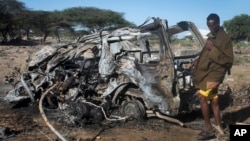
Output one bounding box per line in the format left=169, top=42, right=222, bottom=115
left=0, top=1, right=135, bottom=44
left=62, top=7, right=135, bottom=33
left=12, top=10, right=37, bottom=40
left=31, top=11, right=51, bottom=43
left=0, top=0, right=26, bottom=43
left=224, top=14, right=250, bottom=42
left=31, top=10, right=73, bottom=43
left=49, top=11, right=74, bottom=42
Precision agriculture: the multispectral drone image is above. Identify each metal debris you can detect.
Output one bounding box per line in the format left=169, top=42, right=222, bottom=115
left=5, top=17, right=209, bottom=128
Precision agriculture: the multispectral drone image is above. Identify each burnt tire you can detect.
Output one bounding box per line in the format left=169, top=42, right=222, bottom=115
left=120, top=99, right=145, bottom=120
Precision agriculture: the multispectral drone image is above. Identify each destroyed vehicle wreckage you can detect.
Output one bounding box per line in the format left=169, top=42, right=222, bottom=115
left=4, top=17, right=206, bottom=127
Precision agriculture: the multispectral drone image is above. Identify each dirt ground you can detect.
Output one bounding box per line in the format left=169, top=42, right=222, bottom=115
left=1, top=43, right=250, bottom=141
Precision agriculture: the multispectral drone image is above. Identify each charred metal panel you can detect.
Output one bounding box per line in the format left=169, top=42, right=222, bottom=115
left=4, top=17, right=205, bottom=125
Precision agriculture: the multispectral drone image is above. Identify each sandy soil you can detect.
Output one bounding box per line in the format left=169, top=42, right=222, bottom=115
left=0, top=44, right=250, bottom=141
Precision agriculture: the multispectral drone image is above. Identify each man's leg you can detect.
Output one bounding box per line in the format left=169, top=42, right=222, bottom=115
left=197, top=91, right=217, bottom=140
left=211, top=97, right=222, bottom=128
left=211, top=97, right=225, bottom=135
left=199, top=94, right=213, bottom=131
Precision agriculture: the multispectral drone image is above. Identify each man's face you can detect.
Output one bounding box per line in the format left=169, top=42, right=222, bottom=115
left=207, top=20, right=220, bottom=34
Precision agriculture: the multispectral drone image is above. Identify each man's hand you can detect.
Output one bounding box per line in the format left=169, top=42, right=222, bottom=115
left=205, top=40, right=214, bottom=51
left=191, top=59, right=198, bottom=70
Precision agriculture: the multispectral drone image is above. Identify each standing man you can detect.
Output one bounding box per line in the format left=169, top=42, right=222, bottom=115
left=193, top=13, right=234, bottom=140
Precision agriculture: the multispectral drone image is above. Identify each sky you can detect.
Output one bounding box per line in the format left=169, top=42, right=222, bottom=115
left=19, top=0, right=250, bottom=32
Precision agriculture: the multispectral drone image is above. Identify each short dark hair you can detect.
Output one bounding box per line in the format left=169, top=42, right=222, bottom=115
left=207, top=13, right=220, bottom=24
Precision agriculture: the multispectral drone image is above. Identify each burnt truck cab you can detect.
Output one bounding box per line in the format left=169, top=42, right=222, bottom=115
left=95, top=17, right=205, bottom=122
left=4, top=17, right=205, bottom=126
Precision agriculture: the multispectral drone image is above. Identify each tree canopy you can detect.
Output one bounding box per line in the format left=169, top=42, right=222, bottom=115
left=62, top=7, right=135, bottom=32
left=224, top=14, right=250, bottom=42
left=0, top=0, right=249, bottom=44
left=0, top=0, right=134, bottom=44
left=0, top=0, right=26, bottom=43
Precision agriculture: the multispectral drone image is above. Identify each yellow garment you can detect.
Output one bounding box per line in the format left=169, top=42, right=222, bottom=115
left=199, top=89, right=218, bottom=100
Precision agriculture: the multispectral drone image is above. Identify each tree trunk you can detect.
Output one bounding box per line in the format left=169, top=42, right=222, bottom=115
left=43, top=32, right=49, bottom=44
left=55, top=30, right=60, bottom=43
left=1, top=29, right=8, bottom=44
